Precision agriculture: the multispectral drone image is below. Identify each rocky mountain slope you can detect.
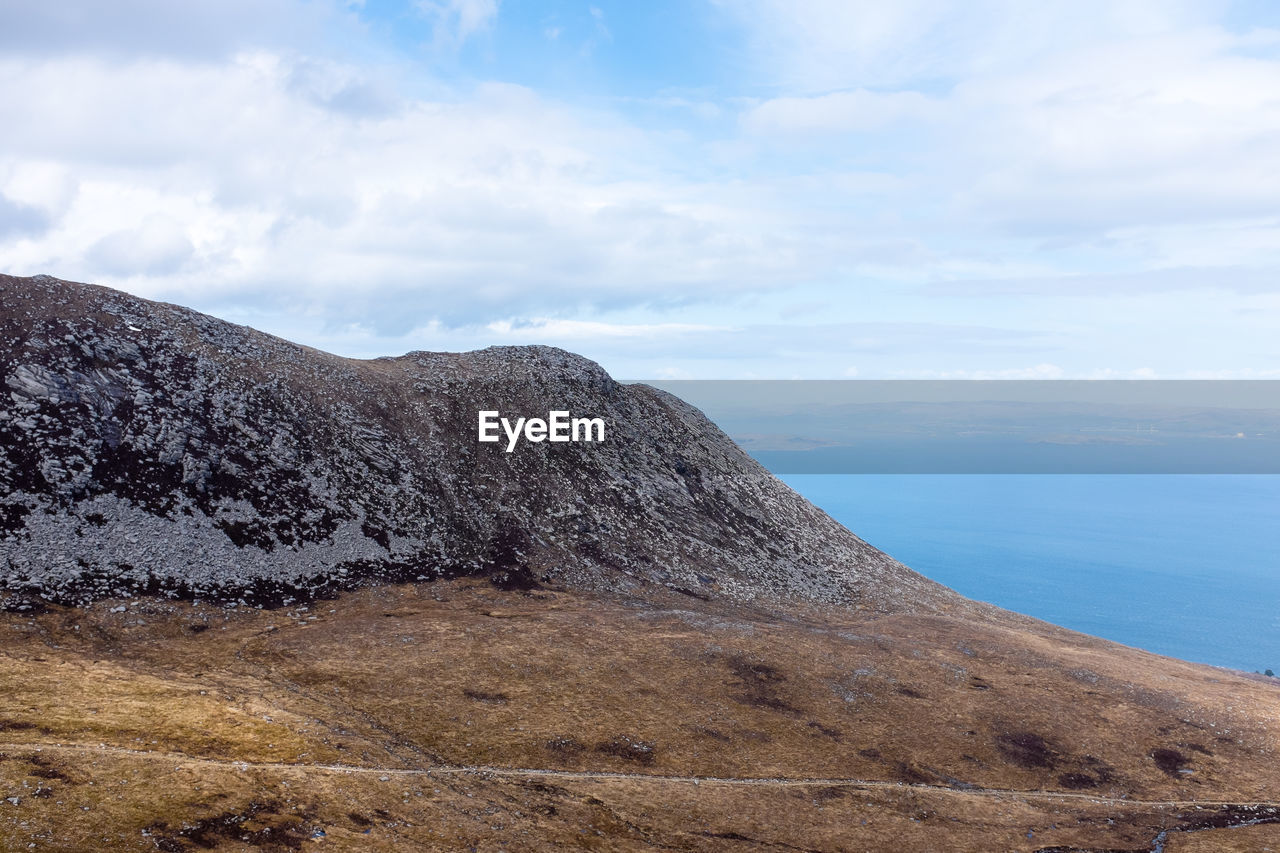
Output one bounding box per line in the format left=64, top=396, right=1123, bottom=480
left=0, top=274, right=952, bottom=611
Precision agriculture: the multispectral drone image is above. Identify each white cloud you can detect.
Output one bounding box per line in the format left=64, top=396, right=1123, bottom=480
left=0, top=51, right=813, bottom=332
left=87, top=216, right=194, bottom=277
left=716, top=0, right=1226, bottom=92
left=946, top=29, right=1280, bottom=236
left=724, top=1, right=1280, bottom=278
left=588, top=6, right=611, bottom=40
left=2, top=0, right=1279, bottom=377
left=742, top=89, right=935, bottom=134
left=0, top=0, right=343, bottom=59
left=415, top=0, right=499, bottom=47
left=716, top=0, right=971, bottom=91
left=485, top=319, right=730, bottom=340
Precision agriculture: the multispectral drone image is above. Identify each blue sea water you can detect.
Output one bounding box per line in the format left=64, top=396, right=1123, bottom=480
left=780, top=475, right=1280, bottom=672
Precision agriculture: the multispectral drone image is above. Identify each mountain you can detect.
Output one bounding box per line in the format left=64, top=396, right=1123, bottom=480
left=2, top=274, right=1279, bottom=851
left=0, top=274, right=950, bottom=612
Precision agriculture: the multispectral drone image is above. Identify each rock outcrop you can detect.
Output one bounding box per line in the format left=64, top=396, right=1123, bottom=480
left=0, top=274, right=954, bottom=611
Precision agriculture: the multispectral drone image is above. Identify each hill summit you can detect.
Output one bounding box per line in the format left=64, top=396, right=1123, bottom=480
left=0, top=274, right=952, bottom=611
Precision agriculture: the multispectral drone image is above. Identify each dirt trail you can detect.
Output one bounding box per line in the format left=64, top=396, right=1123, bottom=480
left=4, top=740, right=1278, bottom=812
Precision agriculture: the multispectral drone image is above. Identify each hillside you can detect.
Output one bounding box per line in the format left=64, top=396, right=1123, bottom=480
left=1, top=274, right=1278, bottom=851
left=2, top=580, right=1280, bottom=851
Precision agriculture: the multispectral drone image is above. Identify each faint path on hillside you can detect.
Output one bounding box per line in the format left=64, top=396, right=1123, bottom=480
left=4, top=740, right=1279, bottom=813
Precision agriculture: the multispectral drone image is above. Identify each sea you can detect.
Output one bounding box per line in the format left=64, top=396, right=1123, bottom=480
left=780, top=474, right=1280, bottom=673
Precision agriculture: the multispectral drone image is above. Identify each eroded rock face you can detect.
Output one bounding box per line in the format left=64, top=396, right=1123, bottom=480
left=0, top=274, right=954, bottom=611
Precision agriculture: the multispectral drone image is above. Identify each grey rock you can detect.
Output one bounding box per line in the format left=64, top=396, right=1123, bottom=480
left=0, top=273, right=959, bottom=613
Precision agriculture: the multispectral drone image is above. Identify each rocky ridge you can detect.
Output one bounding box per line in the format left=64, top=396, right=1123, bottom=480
left=0, top=274, right=955, bottom=612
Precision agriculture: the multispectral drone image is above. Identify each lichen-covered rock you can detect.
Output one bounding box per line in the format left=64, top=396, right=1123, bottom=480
left=0, top=274, right=957, bottom=611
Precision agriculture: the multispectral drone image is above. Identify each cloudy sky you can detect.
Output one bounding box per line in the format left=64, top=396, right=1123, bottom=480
left=1, top=0, right=1278, bottom=377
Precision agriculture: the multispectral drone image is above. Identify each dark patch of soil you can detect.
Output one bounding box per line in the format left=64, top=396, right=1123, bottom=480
left=727, top=655, right=799, bottom=714
left=595, top=735, right=656, bottom=765
left=462, top=689, right=509, bottom=705
left=995, top=730, right=1057, bottom=769
left=0, top=720, right=38, bottom=732
left=1057, top=772, right=1102, bottom=789
left=146, top=799, right=308, bottom=851
left=545, top=736, right=585, bottom=758
left=26, top=754, right=70, bottom=781
left=894, top=762, right=935, bottom=784
left=1151, top=747, right=1188, bottom=777
left=1174, top=804, right=1280, bottom=830
left=806, top=720, right=842, bottom=740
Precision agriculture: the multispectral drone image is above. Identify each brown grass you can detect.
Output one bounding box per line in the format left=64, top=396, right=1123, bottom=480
left=2, top=578, right=1279, bottom=850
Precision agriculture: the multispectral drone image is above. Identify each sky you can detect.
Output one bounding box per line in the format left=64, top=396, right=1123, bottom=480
left=1, top=0, right=1279, bottom=378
